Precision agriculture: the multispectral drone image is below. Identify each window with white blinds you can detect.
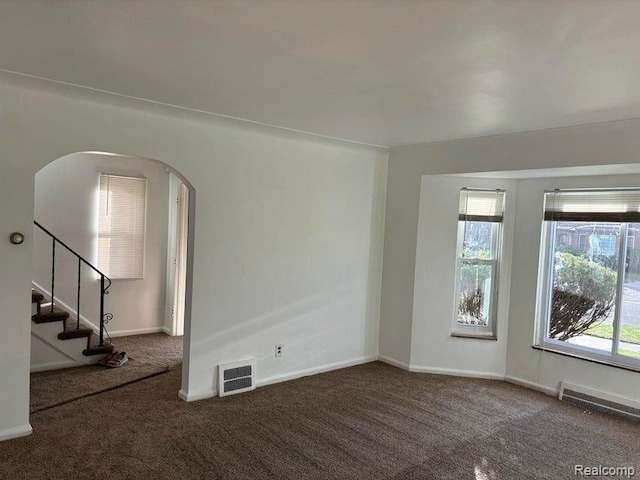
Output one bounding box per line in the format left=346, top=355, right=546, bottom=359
left=98, top=174, right=147, bottom=279
left=543, top=188, right=640, bottom=222
left=459, top=188, right=505, bottom=222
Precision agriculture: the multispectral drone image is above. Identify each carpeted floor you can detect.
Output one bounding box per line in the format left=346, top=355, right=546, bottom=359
left=4, top=361, right=638, bottom=479
left=30, top=333, right=183, bottom=412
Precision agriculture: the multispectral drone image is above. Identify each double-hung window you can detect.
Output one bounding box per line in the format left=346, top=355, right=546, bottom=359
left=98, top=174, right=147, bottom=279
left=536, top=189, right=640, bottom=369
left=453, top=188, right=505, bottom=337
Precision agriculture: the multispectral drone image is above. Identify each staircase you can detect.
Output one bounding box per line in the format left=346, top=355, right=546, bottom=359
left=31, top=221, right=114, bottom=368
left=32, top=290, right=113, bottom=357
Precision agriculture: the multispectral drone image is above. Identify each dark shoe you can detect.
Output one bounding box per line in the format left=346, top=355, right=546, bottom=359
left=98, top=351, right=119, bottom=366
left=106, top=351, right=128, bottom=368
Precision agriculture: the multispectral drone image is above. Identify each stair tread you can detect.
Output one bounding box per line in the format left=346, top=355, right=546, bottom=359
left=32, top=306, right=70, bottom=323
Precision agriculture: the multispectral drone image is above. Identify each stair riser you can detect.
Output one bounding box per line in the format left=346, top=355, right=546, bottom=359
left=57, top=330, right=92, bottom=341
left=31, top=323, right=104, bottom=365
left=30, top=286, right=112, bottom=365
left=32, top=315, right=69, bottom=324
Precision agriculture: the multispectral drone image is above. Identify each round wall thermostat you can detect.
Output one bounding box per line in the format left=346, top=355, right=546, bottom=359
left=9, top=232, right=24, bottom=245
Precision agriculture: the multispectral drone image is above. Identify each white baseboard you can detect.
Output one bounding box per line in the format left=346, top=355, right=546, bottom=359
left=31, top=359, right=80, bottom=373
left=377, top=354, right=410, bottom=371
left=32, top=281, right=101, bottom=332
left=409, top=364, right=505, bottom=380
left=108, top=327, right=166, bottom=338
left=505, top=375, right=558, bottom=397
left=179, top=355, right=377, bottom=403
left=0, top=424, right=32, bottom=442
left=33, top=282, right=165, bottom=339
left=256, top=355, right=378, bottom=388
left=178, top=388, right=216, bottom=402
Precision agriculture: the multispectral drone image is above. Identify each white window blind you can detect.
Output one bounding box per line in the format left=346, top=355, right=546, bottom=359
left=458, top=189, right=505, bottom=222
left=544, top=189, right=640, bottom=222
left=98, top=174, right=147, bottom=279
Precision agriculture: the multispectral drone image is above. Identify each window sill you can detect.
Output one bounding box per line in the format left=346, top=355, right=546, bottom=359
left=532, top=345, right=640, bottom=374
left=451, top=332, right=497, bottom=341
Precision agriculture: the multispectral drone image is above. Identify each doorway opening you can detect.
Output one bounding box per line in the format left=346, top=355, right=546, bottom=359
left=29, top=151, right=195, bottom=413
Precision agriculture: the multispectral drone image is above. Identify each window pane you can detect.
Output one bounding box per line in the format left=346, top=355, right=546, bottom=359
left=616, top=223, right=640, bottom=360
left=98, top=174, right=146, bottom=279
left=457, top=261, right=493, bottom=326
left=461, top=221, right=494, bottom=259
left=549, top=222, right=619, bottom=354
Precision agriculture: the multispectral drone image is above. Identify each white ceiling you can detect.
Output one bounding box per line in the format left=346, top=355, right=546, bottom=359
left=2, top=1, right=640, bottom=147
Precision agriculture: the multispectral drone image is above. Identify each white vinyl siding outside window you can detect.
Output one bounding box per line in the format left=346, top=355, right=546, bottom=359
left=453, top=188, right=505, bottom=338
left=98, top=174, right=147, bottom=279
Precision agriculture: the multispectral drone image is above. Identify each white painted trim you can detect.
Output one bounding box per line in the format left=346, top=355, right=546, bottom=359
left=0, top=69, right=388, bottom=149
left=33, top=281, right=100, bottom=333
left=377, top=354, right=410, bottom=371
left=107, top=327, right=166, bottom=338
left=162, top=326, right=172, bottom=335
left=505, top=375, right=558, bottom=397
left=0, top=424, right=32, bottom=442
left=178, top=388, right=216, bottom=402
left=33, top=282, right=165, bottom=338
left=179, top=356, right=377, bottom=402
left=30, top=359, right=80, bottom=373
left=256, top=355, right=377, bottom=388
left=409, top=365, right=505, bottom=380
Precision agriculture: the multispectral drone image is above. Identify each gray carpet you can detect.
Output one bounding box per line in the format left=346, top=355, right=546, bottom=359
left=30, top=333, right=183, bottom=412
left=4, top=361, right=638, bottom=479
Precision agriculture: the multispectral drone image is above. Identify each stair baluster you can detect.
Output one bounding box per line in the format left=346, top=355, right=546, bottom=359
left=34, top=220, right=112, bottom=350
left=50, top=238, right=55, bottom=313
left=77, top=257, right=81, bottom=330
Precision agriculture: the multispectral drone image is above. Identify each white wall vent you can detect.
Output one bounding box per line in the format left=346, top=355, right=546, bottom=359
left=218, top=359, right=256, bottom=397
left=559, top=382, right=640, bottom=423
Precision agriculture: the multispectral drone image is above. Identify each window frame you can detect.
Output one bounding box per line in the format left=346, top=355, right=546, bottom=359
left=97, top=173, right=148, bottom=280
left=578, top=233, right=587, bottom=251
left=452, top=189, right=505, bottom=338
left=535, top=190, right=640, bottom=371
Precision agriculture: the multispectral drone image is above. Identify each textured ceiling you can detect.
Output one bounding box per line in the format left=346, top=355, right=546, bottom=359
left=2, top=0, right=640, bottom=147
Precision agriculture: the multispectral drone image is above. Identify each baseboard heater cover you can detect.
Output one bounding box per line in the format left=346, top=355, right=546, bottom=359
left=559, top=382, right=640, bottom=423
left=218, top=358, right=256, bottom=397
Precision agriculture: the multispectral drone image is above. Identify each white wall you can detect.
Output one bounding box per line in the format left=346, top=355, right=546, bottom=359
left=33, top=152, right=170, bottom=337
left=409, top=176, right=517, bottom=377
left=383, top=120, right=640, bottom=402
left=506, top=173, right=640, bottom=399
left=30, top=335, right=76, bottom=372
left=0, top=72, right=388, bottom=440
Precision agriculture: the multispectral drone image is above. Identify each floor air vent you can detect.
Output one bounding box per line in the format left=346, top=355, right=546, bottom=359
left=560, top=382, right=640, bottom=423
left=218, top=359, right=256, bottom=397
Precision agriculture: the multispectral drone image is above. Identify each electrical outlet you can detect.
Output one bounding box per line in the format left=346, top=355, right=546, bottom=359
left=275, top=344, right=283, bottom=357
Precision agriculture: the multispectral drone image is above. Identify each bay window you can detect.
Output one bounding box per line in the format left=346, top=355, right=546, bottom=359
left=536, top=189, right=640, bottom=369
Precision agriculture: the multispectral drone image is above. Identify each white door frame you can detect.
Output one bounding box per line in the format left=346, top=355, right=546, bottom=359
left=165, top=172, right=189, bottom=336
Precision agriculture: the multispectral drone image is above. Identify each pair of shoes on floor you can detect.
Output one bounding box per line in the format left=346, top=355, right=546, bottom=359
left=99, top=351, right=128, bottom=368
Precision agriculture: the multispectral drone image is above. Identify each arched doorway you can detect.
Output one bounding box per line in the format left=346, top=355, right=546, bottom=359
left=29, top=151, right=195, bottom=412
